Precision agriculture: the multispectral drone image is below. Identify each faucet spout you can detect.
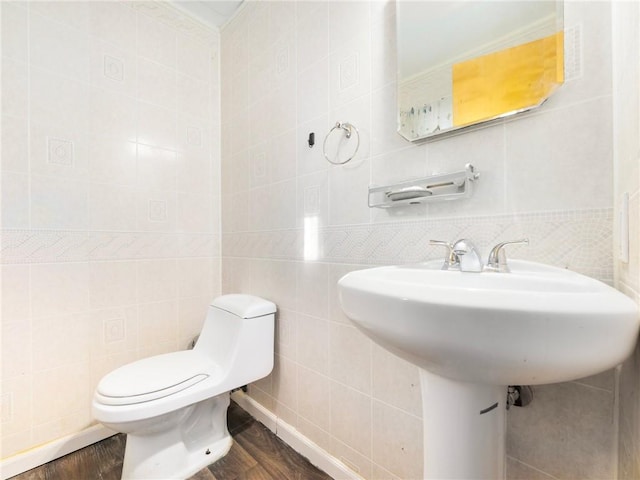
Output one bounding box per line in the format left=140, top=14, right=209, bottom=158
left=452, top=239, right=483, bottom=272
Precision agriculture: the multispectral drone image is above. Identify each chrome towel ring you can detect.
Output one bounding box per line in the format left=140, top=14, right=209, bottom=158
left=323, top=121, right=360, bottom=165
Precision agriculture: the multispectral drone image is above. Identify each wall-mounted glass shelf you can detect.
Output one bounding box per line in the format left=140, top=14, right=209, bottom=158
left=368, top=163, right=480, bottom=208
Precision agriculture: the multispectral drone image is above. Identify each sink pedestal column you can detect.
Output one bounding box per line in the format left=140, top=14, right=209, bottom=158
left=419, top=369, right=507, bottom=480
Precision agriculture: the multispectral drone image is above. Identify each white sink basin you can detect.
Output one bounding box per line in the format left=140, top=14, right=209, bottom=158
left=338, top=260, right=639, bottom=385
left=339, top=257, right=639, bottom=479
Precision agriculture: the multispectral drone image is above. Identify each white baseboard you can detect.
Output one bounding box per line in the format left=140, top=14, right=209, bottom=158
left=231, top=391, right=364, bottom=480
left=0, top=425, right=116, bottom=480
left=2, top=396, right=362, bottom=480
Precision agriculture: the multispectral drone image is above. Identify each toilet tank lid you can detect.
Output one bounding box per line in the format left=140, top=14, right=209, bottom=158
left=212, top=294, right=276, bottom=318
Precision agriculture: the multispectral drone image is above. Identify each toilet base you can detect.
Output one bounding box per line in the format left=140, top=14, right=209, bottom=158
left=121, top=393, right=232, bottom=480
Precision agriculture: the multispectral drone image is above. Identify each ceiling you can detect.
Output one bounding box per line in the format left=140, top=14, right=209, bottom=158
left=171, top=0, right=244, bottom=29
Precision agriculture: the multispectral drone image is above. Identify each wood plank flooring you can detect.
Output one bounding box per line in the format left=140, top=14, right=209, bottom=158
left=10, top=402, right=333, bottom=480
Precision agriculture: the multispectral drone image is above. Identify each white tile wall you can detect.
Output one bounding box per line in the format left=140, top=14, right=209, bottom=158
left=612, top=2, right=640, bottom=479
left=0, top=1, right=221, bottom=459
left=220, top=2, right=628, bottom=479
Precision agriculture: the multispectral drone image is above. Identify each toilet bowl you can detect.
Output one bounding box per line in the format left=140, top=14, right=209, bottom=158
left=92, top=294, right=276, bottom=480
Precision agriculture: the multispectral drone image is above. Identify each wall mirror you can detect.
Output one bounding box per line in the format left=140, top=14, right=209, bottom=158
left=397, top=1, right=564, bottom=142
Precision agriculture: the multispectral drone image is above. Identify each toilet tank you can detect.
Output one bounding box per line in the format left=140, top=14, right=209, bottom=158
left=194, top=294, right=276, bottom=387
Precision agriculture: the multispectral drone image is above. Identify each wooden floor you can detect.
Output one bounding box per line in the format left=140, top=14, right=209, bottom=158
left=10, top=402, right=333, bottom=480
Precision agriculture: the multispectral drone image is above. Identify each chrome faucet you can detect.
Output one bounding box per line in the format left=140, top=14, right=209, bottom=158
left=485, top=239, right=529, bottom=273
left=429, top=240, right=459, bottom=270
left=430, top=239, right=483, bottom=272
left=452, top=238, right=483, bottom=272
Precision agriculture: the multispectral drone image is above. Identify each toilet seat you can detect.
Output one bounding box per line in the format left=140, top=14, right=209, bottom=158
left=96, top=351, right=218, bottom=406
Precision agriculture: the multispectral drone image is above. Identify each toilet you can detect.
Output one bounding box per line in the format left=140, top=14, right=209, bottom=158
left=92, top=294, right=276, bottom=480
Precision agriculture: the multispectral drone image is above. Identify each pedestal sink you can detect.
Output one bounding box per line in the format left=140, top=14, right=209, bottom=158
left=338, top=260, right=639, bottom=479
